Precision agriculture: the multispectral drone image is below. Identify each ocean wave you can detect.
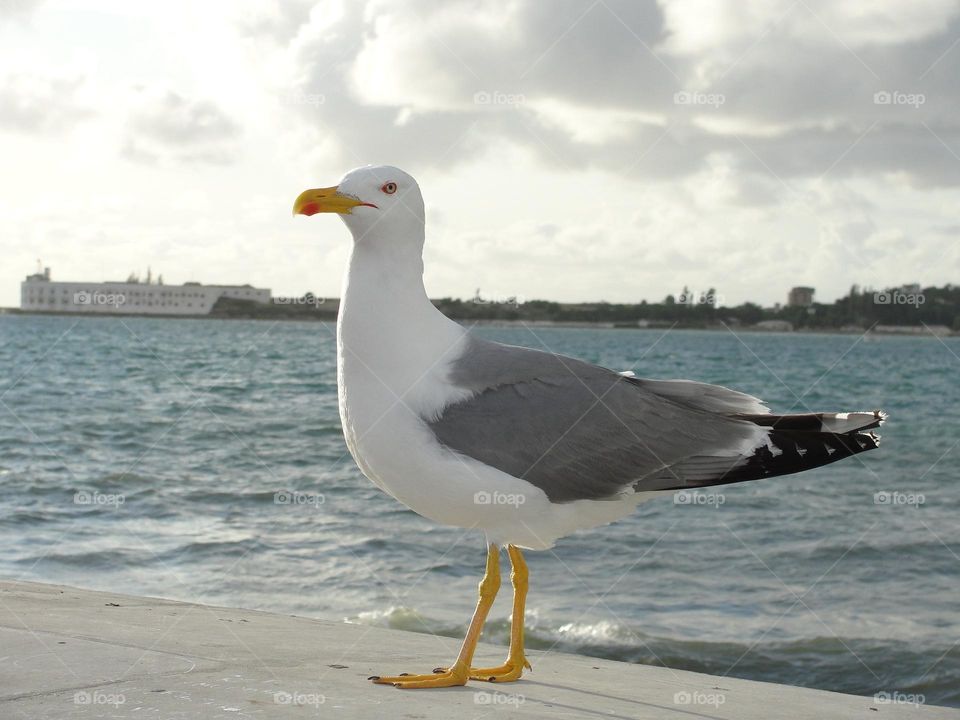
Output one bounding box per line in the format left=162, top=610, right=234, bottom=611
left=159, top=536, right=266, bottom=561
left=345, top=607, right=959, bottom=705
left=31, top=548, right=143, bottom=569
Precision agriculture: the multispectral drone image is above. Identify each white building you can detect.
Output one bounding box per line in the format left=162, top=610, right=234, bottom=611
left=20, top=267, right=271, bottom=315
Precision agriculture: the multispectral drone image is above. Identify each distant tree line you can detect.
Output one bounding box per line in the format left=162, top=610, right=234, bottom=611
left=209, top=284, right=959, bottom=331
left=433, top=284, right=960, bottom=330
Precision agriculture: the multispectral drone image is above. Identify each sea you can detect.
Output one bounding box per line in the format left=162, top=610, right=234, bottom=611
left=1, top=315, right=957, bottom=707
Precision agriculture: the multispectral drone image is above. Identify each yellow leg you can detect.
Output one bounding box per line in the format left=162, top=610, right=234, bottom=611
left=370, top=543, right=501, bottom=688
left=468, top=545, right=531, bottom=682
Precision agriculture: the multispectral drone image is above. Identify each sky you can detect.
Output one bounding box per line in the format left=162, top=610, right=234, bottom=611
left=1, top=0, right=959, bottom=308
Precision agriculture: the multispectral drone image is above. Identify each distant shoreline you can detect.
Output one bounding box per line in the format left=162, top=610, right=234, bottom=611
left=2, top=306, right=954, bottom=337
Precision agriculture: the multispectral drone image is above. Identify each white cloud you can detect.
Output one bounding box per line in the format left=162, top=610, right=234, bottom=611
left=527, top=98, right=666, bottom=146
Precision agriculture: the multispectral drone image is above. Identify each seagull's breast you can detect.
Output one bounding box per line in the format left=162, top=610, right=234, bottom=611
left=335, top=302, right=474, bottom=504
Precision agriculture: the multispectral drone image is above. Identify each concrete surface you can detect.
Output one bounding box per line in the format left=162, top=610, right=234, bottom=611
left=1, top=580, right=955, bottom=719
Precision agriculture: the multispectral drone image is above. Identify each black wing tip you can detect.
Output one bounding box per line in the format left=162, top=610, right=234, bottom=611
left=857, top=429, right=881, bottom=449
left=661, top=426, right=883, bottom=492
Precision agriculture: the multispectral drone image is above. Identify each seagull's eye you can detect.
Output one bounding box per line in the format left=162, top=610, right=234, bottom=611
left=380, top=182, right=397, bottom=195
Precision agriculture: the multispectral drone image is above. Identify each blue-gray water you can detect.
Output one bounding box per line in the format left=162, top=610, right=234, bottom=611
left=1, top=315, right=957, bottom=706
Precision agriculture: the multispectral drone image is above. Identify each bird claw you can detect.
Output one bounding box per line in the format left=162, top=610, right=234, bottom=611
left=370, top=665, right=470, bottom=688
left=433, top=657, right=529, bottom=682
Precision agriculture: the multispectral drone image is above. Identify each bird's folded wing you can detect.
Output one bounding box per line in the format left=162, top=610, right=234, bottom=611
left=428, top=337, right=767, bottom=503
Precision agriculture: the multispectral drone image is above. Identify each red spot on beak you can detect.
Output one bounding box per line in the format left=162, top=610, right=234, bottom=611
left=300, top=202, right=320, bottom=216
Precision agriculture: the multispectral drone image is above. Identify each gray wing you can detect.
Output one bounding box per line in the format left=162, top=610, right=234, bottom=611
left=429, top=336, right=768, bottom=503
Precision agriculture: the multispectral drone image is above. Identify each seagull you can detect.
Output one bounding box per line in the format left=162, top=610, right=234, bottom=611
left=293, top=165, right=886, bottom=689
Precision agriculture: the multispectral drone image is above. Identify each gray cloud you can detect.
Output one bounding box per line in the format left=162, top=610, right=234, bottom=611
left=265, top=0, right=960, bottom=188
left=123, top=90, right=241, bottom=165
left=0, top=0, right=44, bottom=21
left=0, top=73, right=94, bottom=133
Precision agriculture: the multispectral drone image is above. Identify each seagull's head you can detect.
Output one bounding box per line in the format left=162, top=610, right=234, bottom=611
left=293, top=165, right=425, bottom=246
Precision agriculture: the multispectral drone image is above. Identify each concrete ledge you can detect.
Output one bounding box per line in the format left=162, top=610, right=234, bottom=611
left=1, top=580, right=956, bottom=719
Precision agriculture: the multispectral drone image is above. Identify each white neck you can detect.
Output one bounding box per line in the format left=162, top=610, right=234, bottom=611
left=337, top=239, right=464, bottom=401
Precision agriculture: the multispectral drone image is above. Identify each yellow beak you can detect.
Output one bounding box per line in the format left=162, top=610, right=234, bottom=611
left=292, top=186, right=372, bottom=216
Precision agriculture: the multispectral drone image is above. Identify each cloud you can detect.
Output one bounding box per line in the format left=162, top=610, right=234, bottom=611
left=0, top=73, right=94, bottom=133
left=122, top=89, right=242, bottom=165
left=234, top=0, right=317, bottom=43
left=0, top=0, right=44, bottom=21
left=264, top=0, right=960, bottom=186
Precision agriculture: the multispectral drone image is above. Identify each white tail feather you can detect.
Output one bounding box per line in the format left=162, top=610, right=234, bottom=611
left=819, top=410, right=887, bottom=434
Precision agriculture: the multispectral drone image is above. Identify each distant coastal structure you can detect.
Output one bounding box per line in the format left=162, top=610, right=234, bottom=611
left=20, top=265, right=271, bottom=316
left=787, top=286, right=815, bottom=307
